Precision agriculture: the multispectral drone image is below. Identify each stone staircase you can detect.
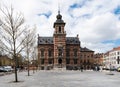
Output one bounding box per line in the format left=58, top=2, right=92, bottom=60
left=53, top=64, right=66, bottom=71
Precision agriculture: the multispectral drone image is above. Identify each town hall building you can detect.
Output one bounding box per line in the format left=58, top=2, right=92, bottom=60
left=37, top=11, right=94, bottom=70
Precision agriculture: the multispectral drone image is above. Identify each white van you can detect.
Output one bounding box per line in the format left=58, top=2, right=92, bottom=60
left=3, top=66, right=13, bottom=72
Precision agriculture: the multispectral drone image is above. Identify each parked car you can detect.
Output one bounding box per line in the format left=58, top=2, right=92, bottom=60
left=0, top=67, right=5, bottom=72
left=0, top=66, right=13, bottom=72
left=4, top=66, right=14, bottom=72
left=117, top=67, right=120, bottom=72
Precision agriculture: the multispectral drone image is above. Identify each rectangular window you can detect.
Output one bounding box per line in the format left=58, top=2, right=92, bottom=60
left=117, top=56, right=120, bottom=64
left=66, top=49, right=70, bottom=57
left=74, top=59, right=77, bottom=64
left=48, top=50, right=52, bottom=57
left=118, top=52, right=119, bottom=55
left=80, top=55, right=82, bottom=58
left=91, top=54, right=93, bottom=57
left=84, top=55, right=86, bottom=58
left=66, top=59, right=70, bottom=64
left=41, top=59, right=44, bottom=64
left=48, top=59, right=53, bottom=64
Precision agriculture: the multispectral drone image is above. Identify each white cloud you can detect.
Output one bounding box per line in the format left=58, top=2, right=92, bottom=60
left=1, top=0, right=120, bottom=53
left=81, top=42, right=115, bottom=53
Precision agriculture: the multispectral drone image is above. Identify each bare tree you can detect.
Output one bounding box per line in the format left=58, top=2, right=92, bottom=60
left=23, top=26, right=36, bottom=76
left=0, top=5, right=34, bottom=82
left=30, top=45, right=38, bottom=72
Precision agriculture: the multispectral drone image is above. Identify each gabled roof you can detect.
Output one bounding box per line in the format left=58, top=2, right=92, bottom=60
left=111, top=46, right=120, bottom=51
left=38, top=37, right=80, bottom=45
left=80, top=47, right=94, bottom=52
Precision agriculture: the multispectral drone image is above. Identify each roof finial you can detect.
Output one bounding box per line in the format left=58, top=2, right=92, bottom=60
left=58, top=0, right=60, bottom=14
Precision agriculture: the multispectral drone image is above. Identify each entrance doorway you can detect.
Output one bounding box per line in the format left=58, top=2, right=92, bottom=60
left=58, top=58, right=62, bottom=64
left=58, top=58, right=62, bottom=68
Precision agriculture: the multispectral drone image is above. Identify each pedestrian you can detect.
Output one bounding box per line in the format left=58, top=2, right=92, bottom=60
left=81, top=66, right=83, bottom=72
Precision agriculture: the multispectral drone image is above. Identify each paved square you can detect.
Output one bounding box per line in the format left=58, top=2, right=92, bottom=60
left=0, top=70, right=120, bottom=87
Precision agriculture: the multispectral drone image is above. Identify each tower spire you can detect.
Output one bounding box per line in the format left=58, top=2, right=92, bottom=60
left=53, top=0, right=65, bottom=28
left=58, top=1, right=60, bottom=14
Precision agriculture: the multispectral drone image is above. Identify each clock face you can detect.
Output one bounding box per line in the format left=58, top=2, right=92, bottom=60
left=58, top=36, right=62, bottom=41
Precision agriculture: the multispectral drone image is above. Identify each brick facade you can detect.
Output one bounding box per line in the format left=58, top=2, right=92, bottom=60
left=80, top=47, right=94, bottom=70
left=37, top=12, right=94, bottom=70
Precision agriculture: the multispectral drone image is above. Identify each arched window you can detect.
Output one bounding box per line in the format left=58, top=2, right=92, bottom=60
left=73, top=49, right=77, bottom=57
left=41, top=49, right=44, bottom=57
left=41, top=59, right=44, bottom=64
left=48, top=49, right=52, bottom=57
left=58, top=48, right=63, bottom=57
left=59, top=26, right=61, bottom=33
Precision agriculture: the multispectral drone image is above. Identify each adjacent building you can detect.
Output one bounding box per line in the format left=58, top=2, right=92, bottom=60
left=0, top=55, right=14, bottom=66
left=94, top=53, right=104, bottom=67
left=104, top=46, right=120, bottom=69
left=80, top=47, right=94, bottom=70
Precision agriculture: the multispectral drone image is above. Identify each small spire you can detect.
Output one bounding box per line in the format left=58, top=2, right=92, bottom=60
left=58, top=10, right=60, bottom=14
left=56, top=2, right=62, bottom=20
left=58, top=0, right=60, bottom=14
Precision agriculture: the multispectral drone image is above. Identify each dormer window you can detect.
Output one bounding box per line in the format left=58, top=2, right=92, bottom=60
left=59, top=26, right=61, bottom=33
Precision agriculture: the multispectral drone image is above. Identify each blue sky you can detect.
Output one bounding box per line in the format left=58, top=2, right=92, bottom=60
left=38, top=11, right=52, bottom=18
left=114, top=6, right=120, bottom=15
left=1, top=0, right=120, bottom=53
left=102, top=39, right=120, bottom=46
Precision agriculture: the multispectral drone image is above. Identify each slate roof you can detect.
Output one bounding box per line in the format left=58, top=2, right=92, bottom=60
left=38, top=37, right=80, bottom=45
left=54, top=19, right=65, bottom=24
left=66, top=37, right=80, bottom=44
left=38, top=37, right=53, bottom=45
left=80, top=47, right=94, bottom=52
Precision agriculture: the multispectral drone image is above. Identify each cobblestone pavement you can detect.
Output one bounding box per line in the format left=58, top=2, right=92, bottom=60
left=0, top=70, right=120, bottom=87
